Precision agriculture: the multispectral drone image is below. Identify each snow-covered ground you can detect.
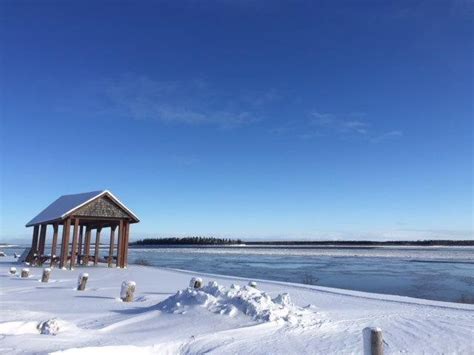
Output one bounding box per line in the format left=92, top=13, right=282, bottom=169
left=0, top=256, right=473, bottom=354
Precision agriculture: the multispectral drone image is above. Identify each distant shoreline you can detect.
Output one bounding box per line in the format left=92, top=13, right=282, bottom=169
left=129, top=239, right=474, bottom=248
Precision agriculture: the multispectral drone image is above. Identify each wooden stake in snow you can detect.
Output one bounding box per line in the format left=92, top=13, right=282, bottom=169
left=77, top=273, right=88, bottom=291
left=120, top=281, right=136, bottom=302
left=363, top=327, right=384, bottom=355
left=21, top=268, right=30, bottom=278
left=189, top=277, right=203, bottom=289
left=41, top=268, right=51, bottom=283
left=9, top=267, right=16, bottom=275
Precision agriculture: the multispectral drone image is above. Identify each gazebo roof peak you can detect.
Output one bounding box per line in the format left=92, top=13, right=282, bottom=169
left=26, top=190, right=139, bottom=227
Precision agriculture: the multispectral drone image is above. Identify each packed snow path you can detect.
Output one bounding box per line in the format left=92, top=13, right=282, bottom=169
left=0, top=257, right=473, bottom=354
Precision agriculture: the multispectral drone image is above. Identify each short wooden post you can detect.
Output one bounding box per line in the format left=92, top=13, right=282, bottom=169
left=9, top=267, right=16, bottom=275
left=189, top=277, right=203, bottom=288
left=41, top=268, right=51, bottom=283
left=50, top=223, right=59, bottom=267
left=77, top=273, right=88, bottom=291
left=94, top=227, right=102, bottom=265
left=69, top=219, right=80, bottom=269
left=21, top=268, right=30, bottom=278
left=108, top=225, right=116, bottom=267
left=120, top=281, right=136, bottom=302
left=363, top=327, right=384, bottom=355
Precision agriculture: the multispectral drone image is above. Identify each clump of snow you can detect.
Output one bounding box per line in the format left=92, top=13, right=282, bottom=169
left=37, top=318, right=61, bottom=335
left=9, top=267, right=17, bottom=275
left=248, top=281, right=257, bottom=288
left=157, top=281, right=319, bottom=324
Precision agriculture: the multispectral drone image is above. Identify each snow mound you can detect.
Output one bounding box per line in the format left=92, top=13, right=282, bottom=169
left=157, top=281, right=319, bottom=324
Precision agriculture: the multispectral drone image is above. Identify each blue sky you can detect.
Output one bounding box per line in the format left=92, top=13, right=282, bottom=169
left=1, top=0, right=472, bottom=242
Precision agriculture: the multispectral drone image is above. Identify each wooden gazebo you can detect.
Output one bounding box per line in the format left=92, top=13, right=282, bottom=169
left=25, top=190, right=139, bottom=269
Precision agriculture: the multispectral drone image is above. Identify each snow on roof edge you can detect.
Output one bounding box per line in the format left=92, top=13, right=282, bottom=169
left=25, top=190, right=139, bottom=227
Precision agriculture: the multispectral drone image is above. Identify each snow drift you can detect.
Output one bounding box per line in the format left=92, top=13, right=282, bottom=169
left=157, top=280, right=320, bottom=324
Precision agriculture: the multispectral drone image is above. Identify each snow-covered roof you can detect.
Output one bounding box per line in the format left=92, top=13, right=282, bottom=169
left=26, top=190, right=139, bottom=227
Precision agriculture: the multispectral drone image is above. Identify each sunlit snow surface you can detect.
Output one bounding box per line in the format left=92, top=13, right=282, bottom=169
left=0, top=255, right=473, bottom=354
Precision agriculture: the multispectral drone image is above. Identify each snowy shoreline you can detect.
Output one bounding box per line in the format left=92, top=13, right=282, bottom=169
left=0, top=256, right=473, bottom=354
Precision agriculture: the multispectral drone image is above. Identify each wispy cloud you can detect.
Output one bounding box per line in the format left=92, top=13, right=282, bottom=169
left=305, top=110, right=402, bottom=142
left=99, top=74, right=264, bottom=129
left=310, top=111, right=370, bottom=135
left=370, top=130, right=403, bottom=143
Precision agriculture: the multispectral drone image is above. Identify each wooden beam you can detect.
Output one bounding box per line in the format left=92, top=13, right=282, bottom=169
left=31, top=225, right=40, bottom=253
left=38, top=224, right=47, bottom=257
left=69, top=219, right=80, bottom=269
left=83, top=227, right=92, bottom=265
left=116, top=220, right=123, bottom=268
left=94, top=227, right=102, bottom=265
left=108, top=225, right=116, bottom=267
left=122, top=221, right=130, bottom=268
left=59, top=218, right=71, bottom=269
left=77, top=225, right=84, bottom=264
left=50, top=223, right=59, bottom=267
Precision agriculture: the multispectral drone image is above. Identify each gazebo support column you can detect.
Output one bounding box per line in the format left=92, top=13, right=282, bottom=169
left=77, top=226, right=84, bottom=264
left=116, top=220, right=123, bottom=268
left=50, top=223, right=59, bottom=267
left=108, top=225, right=116, bottom=267
left=69, top=219, right=80, bottom=269
left=83, top=227, right=92, bottom=265
left=94, top=227, right=102, bottom=265
left=122, top=221, right=130, bottom=268
left=59, top=218, right=71, bottom=269
left=38, top=224, right=47, bottom=260
left=30, top=225, right=40, bottom=264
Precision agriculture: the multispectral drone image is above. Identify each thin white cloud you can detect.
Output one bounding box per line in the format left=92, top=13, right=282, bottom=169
left=101, top=74, right=261, bottom=129
left=310, top=111, right=370, bottom=135
left=370, top=130, right=403, bottom=143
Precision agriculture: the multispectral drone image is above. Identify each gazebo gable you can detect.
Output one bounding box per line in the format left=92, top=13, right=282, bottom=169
left=69, top=193, right=137, bottom=221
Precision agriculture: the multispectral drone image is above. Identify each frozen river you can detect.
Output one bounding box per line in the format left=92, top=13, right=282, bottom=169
left=126, top=245, right=474, bottom=304
left=3, top=245, right=473, bottom=303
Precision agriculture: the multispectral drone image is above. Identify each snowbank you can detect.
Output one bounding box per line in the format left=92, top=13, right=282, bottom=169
left=158, top=280, right=320, bottom=324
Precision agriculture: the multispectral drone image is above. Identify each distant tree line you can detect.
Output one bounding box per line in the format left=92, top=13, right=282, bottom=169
left=245, top=240, right=474, bottom=246
left=132, top=237, right=243, bottom=246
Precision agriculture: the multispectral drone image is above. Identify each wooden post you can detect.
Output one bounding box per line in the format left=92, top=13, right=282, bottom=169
left=30, top=225, right=40, bottom=264
left=21, top=268, right=30, bottom=278
left=77, top=225, right=84, bottom=264
left=38, top=224, right=47, bottom=257
left=59, top=218, right=71, bottom=269
left=108, top=225, right=116, bottom=267
left=116, top=220, right=123, bottom=268
left=83, top=227, right=92, bottom=265
left=41, top=268, right=51, bottom=283
left=50, top=224, right=59, bottom=267
left=77, top=273, right=88, bottom=291
left=363, top=327, right=384, bottom=355
left=120, top=281, right=136, bottom=302
left=69, top=219, right=80, bottom=269
left=94, top=226, right=102, bottom=265
left=122, top=221, right=130, bottom=268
